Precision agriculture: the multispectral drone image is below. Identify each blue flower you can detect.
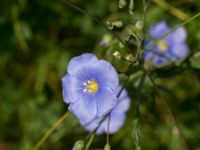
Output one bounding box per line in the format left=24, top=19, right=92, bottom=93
left=62, top=53, right=119, bottom=124
left=144, top=21, right=189, bottom=64
left=82, top=86, right=130, bottom=135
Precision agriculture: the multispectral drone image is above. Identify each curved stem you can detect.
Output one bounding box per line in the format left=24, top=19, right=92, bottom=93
left=32, top=111, right=70, bottom=150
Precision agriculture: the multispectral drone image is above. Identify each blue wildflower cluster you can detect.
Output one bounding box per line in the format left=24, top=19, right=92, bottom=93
left=144, top=21, right=189, bottom=64
left=62, top=53, right=130, bottom=134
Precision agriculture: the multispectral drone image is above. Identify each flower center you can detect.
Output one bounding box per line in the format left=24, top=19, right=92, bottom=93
left=157, top=40, right=168, bottom=52
left=83, top=80, right=99, bottom=93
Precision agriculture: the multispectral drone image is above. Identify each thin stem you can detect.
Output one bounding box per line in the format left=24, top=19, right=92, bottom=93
left=84, top=134, right=95, bottom=150
left=152, top=0, right=189, bottom=20
left=133, top=118, right=141, bottom=150
left=107, top=115, right=111, bottom=145
left=156, top=92, right=190, bottom=150
left=138, top=59, right=156, bottom=87
left=144, top=63, right=190, bottom=150
left=11, top=4, right=29, bottom=52
left=134, top=0, right=149, bottom=61
left=32, top=111, right=70, bottom=150
left=62, top=0, right=132, bottom=53
left=84, top=116, right=107, bottom=142
left=132, top=73, right=145, bottom=150
left=135, top=73, right=146, bottom=117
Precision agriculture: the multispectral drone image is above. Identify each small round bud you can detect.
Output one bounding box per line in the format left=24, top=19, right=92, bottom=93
left=104, top=143, right=110, bottom=150
left=72, top=140, right=84, bottom=150
left=113, top=20, right=123, bottom=28
left=119, top=0, right=127, bottom=9
left=106, top=21, right=114, bottom=30
left=112, top=51, right=121, bottom=60
left=119, top=42, right=125, bottom=48
left=103, top=34, right=112, bottom=43
left=135, top=21, right=143, bottom=31
left=125, top=54, right=135, bottom=61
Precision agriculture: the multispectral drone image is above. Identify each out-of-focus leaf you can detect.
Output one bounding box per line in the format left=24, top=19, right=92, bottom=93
left=190, top=51, right=200, bottom=69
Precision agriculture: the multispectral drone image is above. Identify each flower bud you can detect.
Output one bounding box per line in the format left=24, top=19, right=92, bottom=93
left=125, top=54, right=134, bottom=61
left=112, top=51, right=121, bottom=60
left=104, top=143, right=110, bottom=150
left=119, top=0, right=127, bottom=9
left=135, top=21, right=143, bottom=31
left=119, top=42, right=125, bottom=48
left=106, top=21, right=114, bottom=30
left=72, top=140, right=84, bottom=150
left=113, top=20, right=123, bottom=28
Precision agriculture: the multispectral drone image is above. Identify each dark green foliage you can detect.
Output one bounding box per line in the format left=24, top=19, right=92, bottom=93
left=0, top=0, right=200, bottom=149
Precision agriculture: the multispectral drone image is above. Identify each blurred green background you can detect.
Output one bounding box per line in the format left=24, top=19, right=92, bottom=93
left=0, top=0, right=200, bottom=149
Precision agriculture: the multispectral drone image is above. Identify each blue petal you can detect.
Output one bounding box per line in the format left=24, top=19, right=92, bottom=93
left=150, top=21, right=169, bottom=38
left=94, top=60, right=119, bottom=89
left=171, top=43, right=189, bottom=59
left=95, top=87, right=117, bottom=117
left=69, top=95, right=97, bottom=124
left=67, top=54, right=119, bottom=90
left=84, top=113, right=126, bottom=134
left=83, top=86, right=130, bottom=134
left=143, top=51, right=152, bottom=60
left=104, top=113, right=126, bottom=134
left=62, top=75, right=82, bottom=104
left=73, top=60, right=119, bottom=89
left=172, top=27, right=187, bottom=43
left=67, top=53, right=98, bottom=76
left=113, top=87, right=131, bottom=113
left=84, top=117, right=105, bottom=135
left=153, top=55, right=168, bottom=64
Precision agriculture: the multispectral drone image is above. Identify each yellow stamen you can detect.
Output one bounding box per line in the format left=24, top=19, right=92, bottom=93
left=157, top=40, right=168, bottom=52
left=83, top=80, right=99, bottom=93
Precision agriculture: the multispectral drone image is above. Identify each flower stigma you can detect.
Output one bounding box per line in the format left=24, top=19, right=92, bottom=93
left=157, top=40, right=168, bottom=52
left=83, top=80, right=99, bottom=93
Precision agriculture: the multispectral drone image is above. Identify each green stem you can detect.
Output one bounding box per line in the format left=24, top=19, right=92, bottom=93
left=107, top=115, right=111, bottom=145
left=84, top=134, right=95, bottom=150
left=32, top=111, right=70, bottom=150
